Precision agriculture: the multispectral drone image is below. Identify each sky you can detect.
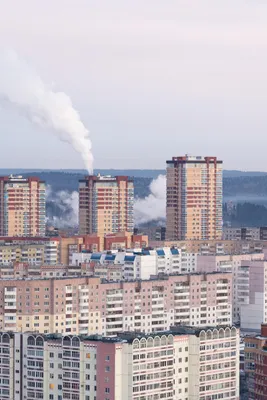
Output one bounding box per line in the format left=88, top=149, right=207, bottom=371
left=0, top=0, right=267, bottom=171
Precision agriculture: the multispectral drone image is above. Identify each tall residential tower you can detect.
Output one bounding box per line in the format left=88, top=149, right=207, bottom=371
left=166, top=155, right=223, bottom=240
left=79, top=175, right=134, bottom=236
left=0, top=175, right=46, bottom=237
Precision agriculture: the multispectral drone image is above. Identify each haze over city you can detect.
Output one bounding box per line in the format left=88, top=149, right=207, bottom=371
left=0, top=0, right=267, bottom=170
left=1, top=2, right=267, bottom=399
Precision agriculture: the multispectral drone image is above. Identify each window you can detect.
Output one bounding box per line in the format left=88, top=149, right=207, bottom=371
left=105, top=355, right=110, bottom=361
left=105, top=388, right=110, bottom=393
left=105, top=366, right=110, bottom=372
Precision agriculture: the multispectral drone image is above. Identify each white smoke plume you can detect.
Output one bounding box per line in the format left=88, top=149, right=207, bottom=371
left=46, top=185, right=79, bottom=228
left=0, top=50, right=93, bottom=173
left=134, top=175, right=166, bottom=224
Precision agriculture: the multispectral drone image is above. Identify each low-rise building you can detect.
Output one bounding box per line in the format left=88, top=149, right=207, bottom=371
left=59, top=233, right=148, bottom=264
left=223, top=227, right=261, bottom=241
left=72, top=247, right=188, bottom=280
left=0, top=237, right=60, bottom=265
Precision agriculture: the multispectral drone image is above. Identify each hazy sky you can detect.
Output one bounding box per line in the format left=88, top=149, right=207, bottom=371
left=0, top=0, right=267, bottom=171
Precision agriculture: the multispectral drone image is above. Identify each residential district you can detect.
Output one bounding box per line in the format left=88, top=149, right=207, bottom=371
left=0, top=155, right=265, bottom=400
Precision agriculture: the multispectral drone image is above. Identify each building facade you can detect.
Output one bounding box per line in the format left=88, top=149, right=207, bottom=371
left=244, top=323, right=267, bottom=399
left=0, top=326, right=240, bottom=400
left=149, top=239, right=267, bottom=255
left=0, top=272, right=232, bottom=336
left=79, top=175, right=134, bottom=236
left=166, top=155, right=223, bottom=241
left=72, top=247, right=197, bottom=280
left=196, top=253, right=267, bottom=328
left=59, top=233, right=148, bottom=264
left=0, top=237, right=60, bottom=265
left=223, top=227, right=261, bottom=241
left=0, top=175, right=46, bottom=236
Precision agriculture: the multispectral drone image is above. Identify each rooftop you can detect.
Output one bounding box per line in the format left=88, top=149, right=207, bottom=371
left=12, top=324, right=237, bottom=344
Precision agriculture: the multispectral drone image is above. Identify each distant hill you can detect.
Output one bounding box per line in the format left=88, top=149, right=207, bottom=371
left=1, top=168, right=267, bottom=179
left=0, top=168, right=165, bottom=179
left=223, top=170, right=267, bottom=178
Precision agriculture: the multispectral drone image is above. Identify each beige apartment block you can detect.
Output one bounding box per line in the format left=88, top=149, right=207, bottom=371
left=166, top=155, right=223, bottom=241
left=79, top=175, right=134, bottom=236
left=0, top=175, right=46, bottom=236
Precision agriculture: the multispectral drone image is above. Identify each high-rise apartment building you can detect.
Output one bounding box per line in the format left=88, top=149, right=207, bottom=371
left=0, top=175, right=46, bottom=236
left=79, top=175, right=134, bottom=236
left=0, top=326, right=240, bottom=400
left=166, top=155, right=223, bottom=240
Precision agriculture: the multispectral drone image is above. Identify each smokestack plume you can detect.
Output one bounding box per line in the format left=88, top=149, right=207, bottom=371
left=0, top=50, right=93, bottom=173
left=46, top=185, right=79, bottom=228
left=134, top=174, right=166, bottom=224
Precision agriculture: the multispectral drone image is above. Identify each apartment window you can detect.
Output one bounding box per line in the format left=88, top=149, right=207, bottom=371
left=105, top=355, right=110, bottom=361
left=105, top=388, right=110, bottom=393
left=105, top=366, right=110, bottom=372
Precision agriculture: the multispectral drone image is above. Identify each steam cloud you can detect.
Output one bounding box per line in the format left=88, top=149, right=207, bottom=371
left=134, top=175, right=166, bottom=224
left=46, top=186, right=79, bottom=228
left=0, top=50, right=93, bottom=173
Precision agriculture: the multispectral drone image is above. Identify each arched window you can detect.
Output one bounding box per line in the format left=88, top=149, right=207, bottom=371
left=36, top=336, right=44, bottom=347
left=219, top=328, right=224, bottom=339
left=167, top=335, right=174, bottom=345
left=72, top=337, right=80, bottom=348
left=140, top=338, right=146, bottom=349
left=206, top=330, right=212, bottom=340
left=133, top=339, right=140, bottom=349
left=27, top=336, right=35, bottom=346
left=154, top=336, right=160, bottom=347
left=231, top=327, right=237, bottom=337
left=213, top=329, right=218, bottom=340
left=147, top=338, right=153, bottom=348
left=225, top=327, right=231, bottom=338
left=2, top=333, right=10, bottom=344
left=63, top=336, right=71, bottom=347
left=161, top=335, right=167, bottom=346
left=200, top=331, right=206, bottom=341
